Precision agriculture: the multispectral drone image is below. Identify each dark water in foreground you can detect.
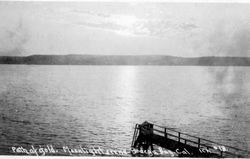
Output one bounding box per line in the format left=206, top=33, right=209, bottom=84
left=0, top=65, right=249, bottom=155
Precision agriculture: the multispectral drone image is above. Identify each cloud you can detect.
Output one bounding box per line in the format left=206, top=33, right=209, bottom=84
left=0, top=2, right=249, bottom=57
left=55, top=5, right=199, bottom=38
left=228, top=28, right=250, bottom=56
left=74, top=13, right=198, bottom=38
left=0, top=18, right=29, bottom=56
left=71, top=9, right=110, bottom=18
left=179, top=23, right=198, bottom=31
left=205, top=21, right=250, bottom=57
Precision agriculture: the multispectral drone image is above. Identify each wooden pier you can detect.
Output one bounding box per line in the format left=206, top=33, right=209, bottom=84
left=131, top=121, right=250, bottom=157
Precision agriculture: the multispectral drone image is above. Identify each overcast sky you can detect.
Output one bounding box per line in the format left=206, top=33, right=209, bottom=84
left=0, top=2, right=250, bottom=57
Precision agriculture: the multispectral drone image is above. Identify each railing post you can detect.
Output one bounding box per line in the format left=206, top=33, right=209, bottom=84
left=164, top=128, right=167, bottom=138
left=184, top=140, right=187, bottom=145
left=131, top=124, right=138, bottom=147
left=178, top=132, right=180, bottom=142
left=198, top=138, right=200, bottom=149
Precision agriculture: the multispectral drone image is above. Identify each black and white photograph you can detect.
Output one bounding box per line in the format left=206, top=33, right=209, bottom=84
left=0, top=0, right=250, bottom=158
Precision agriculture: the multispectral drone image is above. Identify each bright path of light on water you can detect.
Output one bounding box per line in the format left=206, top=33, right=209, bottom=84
left=115, top=66, right=138, bottom=124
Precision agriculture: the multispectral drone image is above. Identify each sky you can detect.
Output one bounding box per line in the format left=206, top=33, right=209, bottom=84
left=0, top=1, right=250, bottom=57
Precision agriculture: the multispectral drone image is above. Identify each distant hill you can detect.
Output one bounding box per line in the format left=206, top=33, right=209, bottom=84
left=0, top=54, right=250, bottom=66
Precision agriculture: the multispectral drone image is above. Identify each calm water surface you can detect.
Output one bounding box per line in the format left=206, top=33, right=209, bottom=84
left=0, top=65, right=249, bottom=154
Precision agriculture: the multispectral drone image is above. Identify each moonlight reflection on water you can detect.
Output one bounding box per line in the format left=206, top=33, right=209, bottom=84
left=0, top=65, right=249, bottom=154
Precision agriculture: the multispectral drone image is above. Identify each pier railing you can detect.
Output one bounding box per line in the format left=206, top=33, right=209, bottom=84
left=132, top=122, right=250, bottom=157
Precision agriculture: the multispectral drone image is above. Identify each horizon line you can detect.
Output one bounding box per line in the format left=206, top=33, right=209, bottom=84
left=1, top=54, right=250, bottom=58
